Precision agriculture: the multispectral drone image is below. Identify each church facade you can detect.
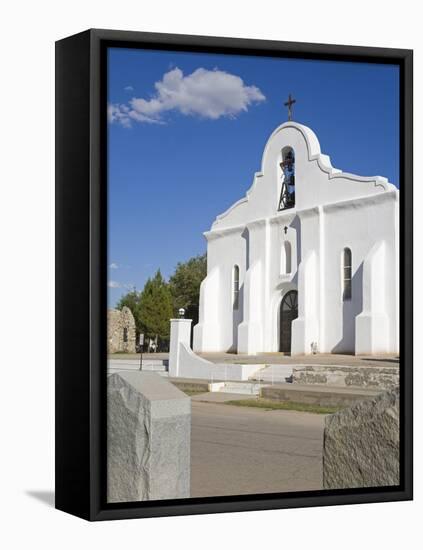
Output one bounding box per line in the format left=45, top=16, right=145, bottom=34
left=193, top=122, right=399, bottom=356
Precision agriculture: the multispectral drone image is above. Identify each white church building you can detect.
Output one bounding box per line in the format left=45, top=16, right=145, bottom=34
left=193, top=120, right=399, bottom=356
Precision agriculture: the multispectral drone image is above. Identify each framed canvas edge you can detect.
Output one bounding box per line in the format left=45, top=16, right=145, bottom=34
left=55, top=28, right=413, bottom=522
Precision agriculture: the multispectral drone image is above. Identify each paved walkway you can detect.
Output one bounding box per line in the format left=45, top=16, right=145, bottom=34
left=200, top=352, right=399, bottom=368
left=190, top=401, right=325, bottom=497
left=109, top=352, right=399, bottom=369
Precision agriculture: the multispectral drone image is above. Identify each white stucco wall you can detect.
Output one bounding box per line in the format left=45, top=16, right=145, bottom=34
left=194, top=121, right=399, bottom=356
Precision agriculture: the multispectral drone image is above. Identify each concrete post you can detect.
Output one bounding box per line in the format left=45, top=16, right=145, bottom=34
left=169, top=318, right=192, bottom=377
left=107, top=371, right=191, bottom=502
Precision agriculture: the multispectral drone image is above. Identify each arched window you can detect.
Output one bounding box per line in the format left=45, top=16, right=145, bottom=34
left=123, top=327, right=128, bottom=343
left=278, top=147, right=295, bottom=210
left=343, top=248, right=352, bottom=301
left=233, top=265, right=240, bottom=310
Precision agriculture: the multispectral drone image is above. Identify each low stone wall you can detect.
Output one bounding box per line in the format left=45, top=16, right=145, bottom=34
left=107, top=371, right=190, bottom=503
left=323, top=387, right=399, bottom=489
left=292, top=364, right=399, bottom=390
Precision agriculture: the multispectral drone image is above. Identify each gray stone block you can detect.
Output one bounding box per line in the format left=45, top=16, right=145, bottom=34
left=323, top=387, right=399, bottom=489
left=107, top=371, right=190, bottom=503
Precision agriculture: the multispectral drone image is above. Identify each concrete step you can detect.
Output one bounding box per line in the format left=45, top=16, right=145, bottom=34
left=250, top=364, right=294, bottom=383
left=261, top=383, right=382, bottom=408
left=140, top=361, right=168, bottom=372
left=209, top=381, right=261, bottom=395
left=142, top=359, right=169, bottom=366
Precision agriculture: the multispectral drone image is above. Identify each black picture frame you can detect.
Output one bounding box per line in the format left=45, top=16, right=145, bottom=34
left=55, top=28, right=413, bottom=521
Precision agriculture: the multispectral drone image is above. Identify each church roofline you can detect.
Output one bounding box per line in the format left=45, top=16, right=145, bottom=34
left=263, top=121, right=390, bottom=186
left=211, top=121, right=396, bottom=230
left=205, top=188, right=398, bottom=241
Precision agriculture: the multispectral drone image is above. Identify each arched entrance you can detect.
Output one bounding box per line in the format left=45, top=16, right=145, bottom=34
left=279, top=290, right=298, bottom=353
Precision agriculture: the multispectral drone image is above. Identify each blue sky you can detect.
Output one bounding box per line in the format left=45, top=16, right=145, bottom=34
left=107, top=47, right=399, bottom=307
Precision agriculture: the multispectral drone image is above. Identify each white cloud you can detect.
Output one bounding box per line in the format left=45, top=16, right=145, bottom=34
left=124, top=85, right=134, bottom=92
left=108, top=104, right=132, bottom=128
left=108, top=280, right=121, bottom=288
left=109, top=262, right=119, bottom=269
left=108, top=67, right=265, bottom=127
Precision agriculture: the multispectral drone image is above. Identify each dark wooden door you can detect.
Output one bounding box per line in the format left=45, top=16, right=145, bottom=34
left=279, top=290, right=298, bottom=353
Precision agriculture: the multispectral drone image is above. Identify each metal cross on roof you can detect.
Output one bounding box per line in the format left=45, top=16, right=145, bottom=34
left=284, top=93, right=296, bottom=121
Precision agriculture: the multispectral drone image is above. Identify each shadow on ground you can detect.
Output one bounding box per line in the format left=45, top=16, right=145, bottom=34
left=362, top=357, right=399, bottom=364
left=26, top=490, right=55, bottom=508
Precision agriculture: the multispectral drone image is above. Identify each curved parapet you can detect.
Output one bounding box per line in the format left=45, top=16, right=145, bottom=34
left=210, top=121, right=397, bottom=233
left=260, top=122, right=390, bottom=187
left=170, top=318, right=263, bottom=380
left=178, top=343, right=261, bottom=381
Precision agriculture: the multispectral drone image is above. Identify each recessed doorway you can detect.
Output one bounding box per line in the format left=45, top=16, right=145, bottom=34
left=279, top=290, right=298, bottom=353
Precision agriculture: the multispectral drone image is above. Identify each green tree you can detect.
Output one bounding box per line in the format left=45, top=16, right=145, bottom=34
left=139, top=270, right=173, bottom=348
left=168, top=254, right=207, bottom=326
